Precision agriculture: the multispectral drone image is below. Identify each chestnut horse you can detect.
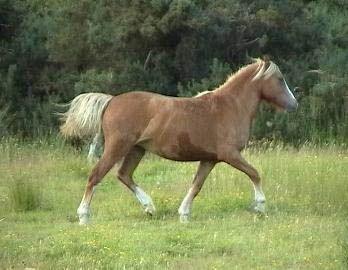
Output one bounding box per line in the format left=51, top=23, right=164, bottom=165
left=60, top=58, right=298, bottom=224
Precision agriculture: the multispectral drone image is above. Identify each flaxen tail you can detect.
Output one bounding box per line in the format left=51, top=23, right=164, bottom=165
left=59, top=93, right=113, bottom=138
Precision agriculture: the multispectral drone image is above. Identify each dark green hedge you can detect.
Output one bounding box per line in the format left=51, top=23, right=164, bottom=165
left=0, top=0, right=347, bottom=144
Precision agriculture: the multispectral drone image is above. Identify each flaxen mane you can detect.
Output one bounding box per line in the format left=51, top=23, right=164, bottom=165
left=252, top=58, right=283, bottom=81
left=194, top=59, right=283, bottom=97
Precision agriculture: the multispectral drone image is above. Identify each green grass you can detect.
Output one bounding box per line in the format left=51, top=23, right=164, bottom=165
left=0, top=138, right=347, bottom=269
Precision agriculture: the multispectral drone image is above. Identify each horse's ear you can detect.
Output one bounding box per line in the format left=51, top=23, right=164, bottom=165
left=245, top=51, right=259, bottom=64
left=262, top=54, right=272, bottom=69
left=262, top=54, right=271, bottom=63
left=245, top=50, right=253, bottom=63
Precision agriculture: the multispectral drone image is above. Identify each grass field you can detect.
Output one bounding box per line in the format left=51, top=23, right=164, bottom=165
left=0, top=138, right=347, bottom=269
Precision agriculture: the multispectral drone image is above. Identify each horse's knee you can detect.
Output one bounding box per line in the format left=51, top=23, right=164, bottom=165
left=87, top=170, right=102, bottom=188
left=86, top=180, right=97, bottom=191
left=116, top=167, right=128, bottom=181
left=250, top=171, right=261, bottom=184
left=116, top=170, right=134, bottom=189
left=191, top=185, right=203, bottom=198
left=116, top=171, right=124, bottom=182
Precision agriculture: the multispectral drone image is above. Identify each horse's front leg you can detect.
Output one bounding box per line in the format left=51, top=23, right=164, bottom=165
left=223, top=151, right=266, bottom=213
left=178, top=161, right=215, bottom=222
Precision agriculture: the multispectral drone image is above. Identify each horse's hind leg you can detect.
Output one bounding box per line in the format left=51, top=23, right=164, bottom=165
left=117, top=146, right=156, bottom=215
left=223, top=151, right=266, bottom=213
left=87, top=132, right=103, bottom=163
left=178, top=161, right=215, bottom=222
left=77, top=139, right=131, bottom=225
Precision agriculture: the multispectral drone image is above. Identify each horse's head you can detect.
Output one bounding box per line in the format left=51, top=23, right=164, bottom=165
left=253, top=59, right=298, bottom=112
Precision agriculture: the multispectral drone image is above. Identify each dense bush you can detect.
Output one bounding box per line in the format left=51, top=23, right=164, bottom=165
left=0, top=0, right=347, bottom=144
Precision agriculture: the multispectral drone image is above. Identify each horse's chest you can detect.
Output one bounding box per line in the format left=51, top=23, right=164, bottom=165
left=218, top=123, right=250, bottom=150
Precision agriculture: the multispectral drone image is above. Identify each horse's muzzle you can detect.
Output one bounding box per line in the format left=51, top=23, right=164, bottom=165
left=286, top=100, right=298, bottom=112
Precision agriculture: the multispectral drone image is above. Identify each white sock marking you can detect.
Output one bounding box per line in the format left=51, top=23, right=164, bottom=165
left=87, top=144, right=97, bottom=162
left=77, top=187, right=95, bottom=225
left=87, top=133, right=102, bottom=162
left=77, top=201, right=89, bottom=216
left=254, top=185, right=266, bottom=203
left=77, top=201, right=90, bottom=225
left=134, top=186, right=155, bottom=213
left=178, top=188, right=193, bottom=216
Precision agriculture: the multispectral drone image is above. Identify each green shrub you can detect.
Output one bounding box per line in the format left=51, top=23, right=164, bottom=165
left=178, top=58, right=231, bottom=97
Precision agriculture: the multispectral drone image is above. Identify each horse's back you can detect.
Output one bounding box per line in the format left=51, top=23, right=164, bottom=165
left=105, top=90, right=214, bottom=121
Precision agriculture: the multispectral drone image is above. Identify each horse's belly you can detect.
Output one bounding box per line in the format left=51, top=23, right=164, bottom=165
left=138, top=135, right=217, bottom=162
left=136, top=105, right=217, bottom=161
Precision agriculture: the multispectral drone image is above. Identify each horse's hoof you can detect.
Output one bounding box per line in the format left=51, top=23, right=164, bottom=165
left=253, top=202, right=266, bottom=214
left=179, top=214, right=189, bottom=223
left=78, top=215, right=90, bottom=225
left=145, top=208, right=153, bottom=216
left=144, top=204, right=156, bottom=216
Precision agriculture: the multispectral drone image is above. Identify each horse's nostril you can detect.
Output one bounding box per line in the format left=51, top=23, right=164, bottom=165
left=287, top=101, right=298, bottom=112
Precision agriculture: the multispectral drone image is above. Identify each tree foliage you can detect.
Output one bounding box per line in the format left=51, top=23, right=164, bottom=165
left=0, top=0, right=347, bottom=143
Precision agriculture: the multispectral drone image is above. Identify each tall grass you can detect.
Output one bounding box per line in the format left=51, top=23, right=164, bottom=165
left=8, top=176, right=43, bottom=212
left=344, top=235, right=348, bottom=268
left=0, top=138, right=347, bottom=269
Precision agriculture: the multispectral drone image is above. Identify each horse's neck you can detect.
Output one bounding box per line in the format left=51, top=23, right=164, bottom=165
left=215, top=68, right=261, bottom=122
left=213, top=80, right=260, bottom=148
